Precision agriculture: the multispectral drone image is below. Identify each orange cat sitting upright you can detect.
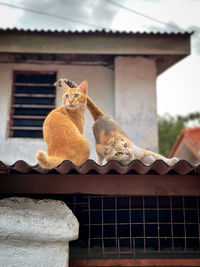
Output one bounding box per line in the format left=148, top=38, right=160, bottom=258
left=36, top=80, right=90, bottom=168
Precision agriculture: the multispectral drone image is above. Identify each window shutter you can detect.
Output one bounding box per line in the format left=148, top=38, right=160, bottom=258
left=9, top=71, right=56, bottom=138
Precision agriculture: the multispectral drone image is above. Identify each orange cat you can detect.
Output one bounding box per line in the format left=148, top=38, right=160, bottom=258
left=36, top=80, right=90, bottom=168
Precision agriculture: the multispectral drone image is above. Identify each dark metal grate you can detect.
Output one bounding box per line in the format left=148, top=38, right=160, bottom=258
left=9, top=71, right=56, bottom=138
left=65, top=195, right=200, bottom=259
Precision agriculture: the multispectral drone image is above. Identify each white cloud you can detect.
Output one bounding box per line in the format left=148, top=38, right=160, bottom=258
left=0, top=0, right=199, bottom=116
left=0, top=1, right=23, bottom=28
left=110, top=0, right=200, bottom=115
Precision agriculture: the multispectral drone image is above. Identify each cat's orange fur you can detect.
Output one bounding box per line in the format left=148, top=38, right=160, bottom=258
left=36, top=80, right=90, bottom=168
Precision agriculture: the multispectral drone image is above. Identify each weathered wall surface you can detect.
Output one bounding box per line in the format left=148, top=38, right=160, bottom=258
left=0, top=197, right=79, bottom=267
left=115, top=56, right=158, bottom=152
left=0, top=63, right=114, bottom=164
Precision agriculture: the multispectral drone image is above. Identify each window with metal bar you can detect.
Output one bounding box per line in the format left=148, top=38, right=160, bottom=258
left=61, top=195, right=200, bottom=259
left=9, top=71, right=56, bottom=138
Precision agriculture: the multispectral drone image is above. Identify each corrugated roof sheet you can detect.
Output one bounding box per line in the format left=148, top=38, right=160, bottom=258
left=0, top=27, right=192, bottom=35
left=0, top=159, right=199, bottom=175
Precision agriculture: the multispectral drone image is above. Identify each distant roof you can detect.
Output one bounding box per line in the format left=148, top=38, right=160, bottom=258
left=170, top=126, right=200, bottom=158
left=0, top=27, right=192, bottom=35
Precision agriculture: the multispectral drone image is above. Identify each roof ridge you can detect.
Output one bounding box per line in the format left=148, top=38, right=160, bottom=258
left=0, top=27, right=193, bottom=35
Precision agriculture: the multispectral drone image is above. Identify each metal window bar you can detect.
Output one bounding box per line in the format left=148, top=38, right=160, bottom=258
left=157, top=196, right=160, bottom=252
left=101, top=196, right=105, bottom=258
left=88, top=195, right=91, bottom=257
left=170, top=196, right=174, bottom=251
left=183, top=197, right=187, bottom=252
left=142, top=196, right=146, bottom=253
left=197, top=196, right=200, bottom=249
left=115, top=196, right=118, bottom=255
left=67, top=195, right=200, bottom=259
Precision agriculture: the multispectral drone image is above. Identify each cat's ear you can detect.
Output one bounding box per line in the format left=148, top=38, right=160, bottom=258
left=78, top=80, right=88, bottom=94
left=96, top=144, right=111, bottom=157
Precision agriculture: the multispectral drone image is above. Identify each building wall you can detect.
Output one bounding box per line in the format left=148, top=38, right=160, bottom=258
left=0, top=63, right=114, bottom=164
left=0, top=57, right=158, bottom=164
left=115, top=56, right=158, bottom=151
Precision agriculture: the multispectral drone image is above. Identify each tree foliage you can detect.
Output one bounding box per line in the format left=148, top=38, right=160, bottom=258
left=177, top=112, right=200, bottom=125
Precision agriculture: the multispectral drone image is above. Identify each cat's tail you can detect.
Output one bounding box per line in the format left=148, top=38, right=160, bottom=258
left=36, top=150, right=63, bottom=169
left=87, top=96, right=104, bottom=121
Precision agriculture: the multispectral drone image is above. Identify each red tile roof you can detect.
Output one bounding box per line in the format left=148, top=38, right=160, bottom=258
left=170, top=126, right=200, bottom=158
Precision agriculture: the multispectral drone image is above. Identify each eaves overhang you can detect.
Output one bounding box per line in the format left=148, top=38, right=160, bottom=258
left=0, top=28, right=192, bottom=75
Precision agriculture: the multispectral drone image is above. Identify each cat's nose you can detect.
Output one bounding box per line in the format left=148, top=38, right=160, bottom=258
left=126, top=151, right=131, bottom=156
left=69, top=99, right=74, bottom=104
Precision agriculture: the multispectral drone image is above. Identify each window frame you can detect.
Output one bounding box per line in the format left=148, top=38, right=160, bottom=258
left=8, top=70, right=57, bottom=139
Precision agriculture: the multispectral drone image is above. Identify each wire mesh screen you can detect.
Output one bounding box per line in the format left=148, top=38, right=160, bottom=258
left=64, top=195, right=200, bottom=259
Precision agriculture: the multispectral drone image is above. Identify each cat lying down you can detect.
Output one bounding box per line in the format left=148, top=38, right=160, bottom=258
left=96, top=133, right=179, bottom=166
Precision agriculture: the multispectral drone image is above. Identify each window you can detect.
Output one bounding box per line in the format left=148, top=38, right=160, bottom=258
left=9, top=71, right=56, bottom=138
left=60, top=195, right=200, bottom=259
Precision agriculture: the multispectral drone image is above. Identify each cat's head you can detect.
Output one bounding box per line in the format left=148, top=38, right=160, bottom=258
left=61, top=80, right=88, bottom=111
left=96, top=135, right=134, bottom=166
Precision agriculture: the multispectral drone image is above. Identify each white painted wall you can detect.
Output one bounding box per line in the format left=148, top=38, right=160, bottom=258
left=115, top=56, right=158, bottom=152
left=0, top=57, right=158, bottom=164
left=0, top=63, right=114, bottom=164
left=0, top=197, right=79, bottom=267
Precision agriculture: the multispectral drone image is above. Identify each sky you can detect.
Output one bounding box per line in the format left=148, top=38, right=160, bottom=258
left=0, top=0, right=199, bottom=117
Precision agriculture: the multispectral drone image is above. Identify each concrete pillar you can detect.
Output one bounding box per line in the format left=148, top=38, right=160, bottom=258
left=114, top=56, right=158, bottom=152
left=0, top=197, right=79, bottom=267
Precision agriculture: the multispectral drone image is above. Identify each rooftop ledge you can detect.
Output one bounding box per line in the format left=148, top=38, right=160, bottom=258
left=0, top=160, right=199, bottom=196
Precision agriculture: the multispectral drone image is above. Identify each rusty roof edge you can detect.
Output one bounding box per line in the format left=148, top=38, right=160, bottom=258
left=0, top=159, right=199, bottom=175
left=0, top=161, right=9, bottom=174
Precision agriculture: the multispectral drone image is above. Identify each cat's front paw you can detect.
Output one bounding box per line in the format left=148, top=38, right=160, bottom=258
left=142, top=155, right=156, bottom=165
left=168, top=157, right=179, bottom=166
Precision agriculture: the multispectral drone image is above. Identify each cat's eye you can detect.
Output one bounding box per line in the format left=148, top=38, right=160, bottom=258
left=74, top=94, right=80, bottom=98
left=65, top=94, right=69, bottom=99
left=124, top=143, right=128, bottom=148
left=115, top=152, right=123, bottom=156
